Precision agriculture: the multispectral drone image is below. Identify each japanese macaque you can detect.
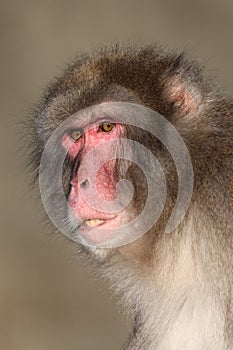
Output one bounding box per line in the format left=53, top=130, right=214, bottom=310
left=30, top=45, right=233, bottom=350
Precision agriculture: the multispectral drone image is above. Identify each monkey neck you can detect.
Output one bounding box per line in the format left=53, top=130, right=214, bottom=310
left=124, top=278, right=226, bottom=350
left=116, top=218, right=229, bottom=350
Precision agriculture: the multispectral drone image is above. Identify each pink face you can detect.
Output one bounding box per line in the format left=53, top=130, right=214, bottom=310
left=62, top=120, right=126, bottom=244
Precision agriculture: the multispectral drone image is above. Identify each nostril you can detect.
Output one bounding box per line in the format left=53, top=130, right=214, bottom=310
left=80, top=178, right=89, bottom=189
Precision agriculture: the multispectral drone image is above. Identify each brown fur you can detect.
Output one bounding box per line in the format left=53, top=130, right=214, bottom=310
left=30, top=44, right=233, bottom=350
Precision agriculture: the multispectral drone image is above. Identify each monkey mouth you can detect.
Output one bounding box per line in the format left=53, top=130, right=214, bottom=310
left=82, top=216, right=118, bottom=229
left=84, top=219, right=105, bottom=227
left=75, top=215, right=121, bottom=244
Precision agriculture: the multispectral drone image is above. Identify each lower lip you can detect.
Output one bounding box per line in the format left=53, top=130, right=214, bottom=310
left=78, top=219, right=118, bottom=244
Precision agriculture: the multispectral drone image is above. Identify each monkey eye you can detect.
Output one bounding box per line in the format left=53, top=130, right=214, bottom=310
left=70, top=129, right=82, bottom=141
left=99, top=122, right=115, bottom=132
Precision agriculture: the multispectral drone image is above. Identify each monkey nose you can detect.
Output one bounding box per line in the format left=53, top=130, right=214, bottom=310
left=79, top=178, right=89, bottom=189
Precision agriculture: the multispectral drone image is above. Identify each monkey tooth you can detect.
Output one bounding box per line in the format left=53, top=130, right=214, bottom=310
left=85, top=219, right=104, bottom=227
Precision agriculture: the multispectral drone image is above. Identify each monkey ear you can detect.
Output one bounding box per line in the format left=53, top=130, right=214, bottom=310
left=162, top=55, right=205, bottom=118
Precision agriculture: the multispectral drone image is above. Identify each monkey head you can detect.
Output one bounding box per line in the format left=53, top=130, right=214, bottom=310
left=31, top=45, right=232, bottom=261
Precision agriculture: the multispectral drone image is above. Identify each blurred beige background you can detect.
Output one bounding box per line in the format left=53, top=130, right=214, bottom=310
left=1, top=1, right=233, bottom=349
